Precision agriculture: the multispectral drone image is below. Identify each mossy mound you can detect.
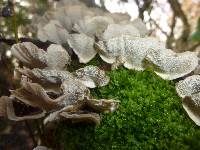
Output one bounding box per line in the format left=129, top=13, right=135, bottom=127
left=55, top=68, right=200, bottom=150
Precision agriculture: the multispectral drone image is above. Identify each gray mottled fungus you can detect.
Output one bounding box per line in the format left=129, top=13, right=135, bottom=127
left=176, top=75, right=200, bottom=126
left=60, top=79, right=90, bottom=106
left=11, top=42, right=71, bottom=70
left=37, top=20, right=69, bottom=44
left=0, top=73, right=118, bottom=125
left=146, top=49, right=199, bottom=80
left=176, top=75, right=200, bottom=98
left=46, top=44, right=71, bottom=70
left=7, top=0, right=200, bottom=127
left=74, top=16, right=115, bottom=39
left=74, top=65, right=110, bottom=88
left=97, top=36, right=165, bottom=70
left=11, top=42, right=48, bottom=69
left=14, top=65, right=110, bottom=92
left=67, top=34, right=97, bottom=63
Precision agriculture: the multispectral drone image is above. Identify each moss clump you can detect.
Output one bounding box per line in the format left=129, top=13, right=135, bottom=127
left=54, top=68, right=200, bottom=150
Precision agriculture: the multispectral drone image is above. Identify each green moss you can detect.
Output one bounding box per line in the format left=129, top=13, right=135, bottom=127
left=54, top=68, right=200, bottom=150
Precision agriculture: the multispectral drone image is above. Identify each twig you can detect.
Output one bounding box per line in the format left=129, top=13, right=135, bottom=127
left=168, top=0, right=190, bottom=41
left=134, top=0, right=153, bottom=20
left=149, top=18, right=168, bottom=36
left=166, top=14, right=176, bottom=49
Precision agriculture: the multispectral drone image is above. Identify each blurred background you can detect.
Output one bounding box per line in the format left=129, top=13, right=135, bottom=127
left=0, top=0, right=199, bottom=149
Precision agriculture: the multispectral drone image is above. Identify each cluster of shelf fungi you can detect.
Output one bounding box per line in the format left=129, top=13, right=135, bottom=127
left=0, top=0, right=200, bottom=149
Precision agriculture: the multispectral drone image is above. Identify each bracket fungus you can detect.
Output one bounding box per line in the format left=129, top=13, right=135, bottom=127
left=1, top=2, right=200, bottom=147
left=176, top=75, right=200, bottom=98
left=96, top=36, right=166, bottom=70
left=73, top=16, right=115, bottom=39
left=14, top=65, right=109, bottom=94
left=67, top=34, right=97, bottom=63
left=0, top=79, right=118, bottom=125
left=44, top=97, right=119, bottom=126
left=0, top=42, right=118, bottom=126
left=34, top=0, right=200, bottom=81
left=74, top=65, right=110, bottom=88
left=146, top=49, right=199, bottom=80
left=46, top=44, right=71, bottom=70
left=176, top=75, right=200, bottom=126
left=14, top=67, right=74, bottom=94
left=35, top=0, right=147, bottom=64
left=11, top=42, right=71, bottom=70
left=0, top=96, right=46, bottom=121
left=37, top=20, right=69, bottom=44
left=32, top=0, right=200, bottom=127
left=11, top=42, right=48, bottom=69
